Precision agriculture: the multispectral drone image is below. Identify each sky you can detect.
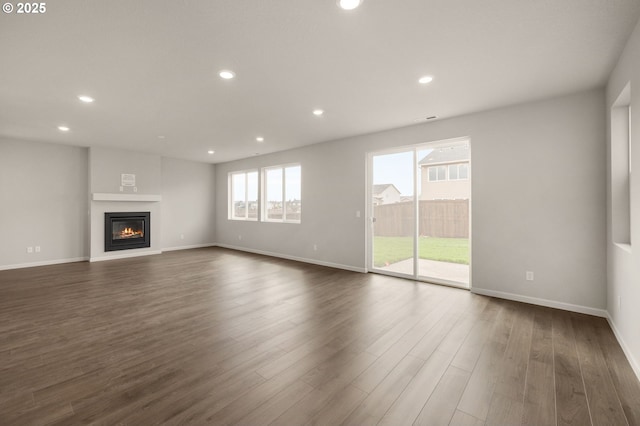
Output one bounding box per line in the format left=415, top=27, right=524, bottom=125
left=373, top=149, right=432, bottom=196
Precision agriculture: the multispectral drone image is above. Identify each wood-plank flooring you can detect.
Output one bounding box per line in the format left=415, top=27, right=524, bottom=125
left=0, top=247, right=638, bottom=425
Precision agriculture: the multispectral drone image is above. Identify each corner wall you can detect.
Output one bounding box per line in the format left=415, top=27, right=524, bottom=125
left=606, top=17, right=640, bottom=377
left=89, top=148, right=217, bottom=260
left=161, top=157, right=216, bottom=250
left=0, top=138, right=89, bottom=269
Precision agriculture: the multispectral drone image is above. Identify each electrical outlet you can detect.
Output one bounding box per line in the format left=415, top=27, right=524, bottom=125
left=35, top=246, right=41, bottom=253
left=119, top=186, right=123, bottom=192
left=313, top=244, right=318, bottom=251
left=356, top=210, right=361, bottom=218
left=526, top=271, right=534, bottom=281
left=180, top=234, right=185, bottom=240
left=27, top=247, right=33, bottom=253
left=238, top=235, right=242, bottom=240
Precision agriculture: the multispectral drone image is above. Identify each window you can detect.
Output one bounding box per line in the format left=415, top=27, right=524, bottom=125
left=611, top=82, right=631, bottom=246
left=263, top=164, right=301, bottom=223
left=228, top=170, right=258, bottom=220
left=428, top=165, right=447, bottom=181
left=459, top=163, right=469, bottom=179
left=448, top=164, right=458, bottom=180
left=228, top=164, right=302, bottom=223
left=448, top=163, right=469, bottom=180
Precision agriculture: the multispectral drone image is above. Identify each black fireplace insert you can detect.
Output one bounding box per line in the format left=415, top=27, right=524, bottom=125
left=104, top=212, right=151, bottom=252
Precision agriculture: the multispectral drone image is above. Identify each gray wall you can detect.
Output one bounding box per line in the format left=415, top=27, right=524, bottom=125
left=0, top=138, right=89, bottom=268
left=161, top=157, right=216, bottom=249
left=216, top=139, right=368, bottom=272
left=89, top=146, right=162, bottom=194
left=607, top=17, right=640, bottom=376
left=216, top=89, right=607, bottom=312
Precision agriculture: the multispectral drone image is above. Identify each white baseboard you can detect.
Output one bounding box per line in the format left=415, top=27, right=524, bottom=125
left=162, top=243, right=217, bottom=252
left=89, top=250, right=162, bottom=262
left=0, top=257, right=89, bottom=271
left=606, top=314, right=640, bottom=381
left=471, top=287, right=608, bottom=318
left=215, top=243, right=366, bottom=273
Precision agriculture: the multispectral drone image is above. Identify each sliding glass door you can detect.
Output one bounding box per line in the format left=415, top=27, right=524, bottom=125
left=369, top=139, right=471, bottom=288
left=371, top=151, right=416, bottom=275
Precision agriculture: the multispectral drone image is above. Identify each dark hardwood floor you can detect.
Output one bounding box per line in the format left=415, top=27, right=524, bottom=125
left=0, top=247, right=639, bottom=425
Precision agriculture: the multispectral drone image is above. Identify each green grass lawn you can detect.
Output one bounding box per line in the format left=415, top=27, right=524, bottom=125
left=373, top=236, right=469, bottom=267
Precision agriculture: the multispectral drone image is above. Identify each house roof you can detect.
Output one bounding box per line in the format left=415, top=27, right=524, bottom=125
left=419, top=145, right=470, bottom=165
left=372, top=184, right=401, bottom=196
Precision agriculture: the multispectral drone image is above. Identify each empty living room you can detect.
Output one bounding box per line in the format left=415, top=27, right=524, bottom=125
left=2, top=1, right=640, bottom=425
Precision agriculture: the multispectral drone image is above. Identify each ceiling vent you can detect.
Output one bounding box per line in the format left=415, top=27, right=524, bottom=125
left=413, top=115, right=439, bottom=123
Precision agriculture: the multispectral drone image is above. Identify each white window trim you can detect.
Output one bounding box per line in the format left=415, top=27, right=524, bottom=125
left=611, top=82, right=632, bottom=246
left=262, top=163, right=301, bottom=224
left=448, top=162, right=470, bottom=181
left=228, top=170, right=259, bottom=221
left=427, top=165, right=447, bottom=182
left=448, top=164, right=459, bottom=180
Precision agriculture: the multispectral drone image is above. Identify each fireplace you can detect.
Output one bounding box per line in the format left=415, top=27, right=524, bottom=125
left=104, top=212, right=151, bottom=252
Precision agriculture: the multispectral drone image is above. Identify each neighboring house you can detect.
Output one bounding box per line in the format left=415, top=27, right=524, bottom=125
left=372, top=184, right=402, bottom=205
left=419, top=144, right=471, bottom=200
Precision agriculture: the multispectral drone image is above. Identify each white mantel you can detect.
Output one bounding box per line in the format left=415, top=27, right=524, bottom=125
left=92, top=193, right=162, bottom=202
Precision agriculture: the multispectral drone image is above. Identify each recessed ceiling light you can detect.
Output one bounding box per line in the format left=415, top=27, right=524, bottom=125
left=338, top=0, right=362, bottom=10
left=418, top=76, right=434, bottom=84
left=207, top=150, right=215, bottom=155
left=256, top=137, right=264, bottom=142
left=158, top=135, right=166, bottom=139
left=219, top=70, right=235, bottom=80
left=313, top=109, right=324, bottom=116
left=58, top=125, right=70, bottom=132
left=78, top=95, right=94, bottom=103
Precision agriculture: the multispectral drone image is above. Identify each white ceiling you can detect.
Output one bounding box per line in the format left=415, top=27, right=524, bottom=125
left=1, top=0, right=639, bottom=164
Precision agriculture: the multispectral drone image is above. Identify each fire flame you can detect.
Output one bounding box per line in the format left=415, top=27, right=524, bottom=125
left=120, top=227, right=143, bottom=238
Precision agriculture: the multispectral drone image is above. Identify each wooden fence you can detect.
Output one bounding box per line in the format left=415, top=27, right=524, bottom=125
left=374, top=199, right=469, bottom=238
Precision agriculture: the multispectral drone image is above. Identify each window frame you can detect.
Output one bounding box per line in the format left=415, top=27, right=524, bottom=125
left=611, top=82, right=632, bottom=247
left=228, top=169, right=259, bottom=221
left=427, top=165, right=447, bottom=182
left=262, top=163, right=302, bottom=224
left=448, top=163, right=469, bottom=181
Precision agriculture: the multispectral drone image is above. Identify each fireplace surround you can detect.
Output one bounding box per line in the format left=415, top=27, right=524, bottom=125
left=104, top=212, right=151, bottom=252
